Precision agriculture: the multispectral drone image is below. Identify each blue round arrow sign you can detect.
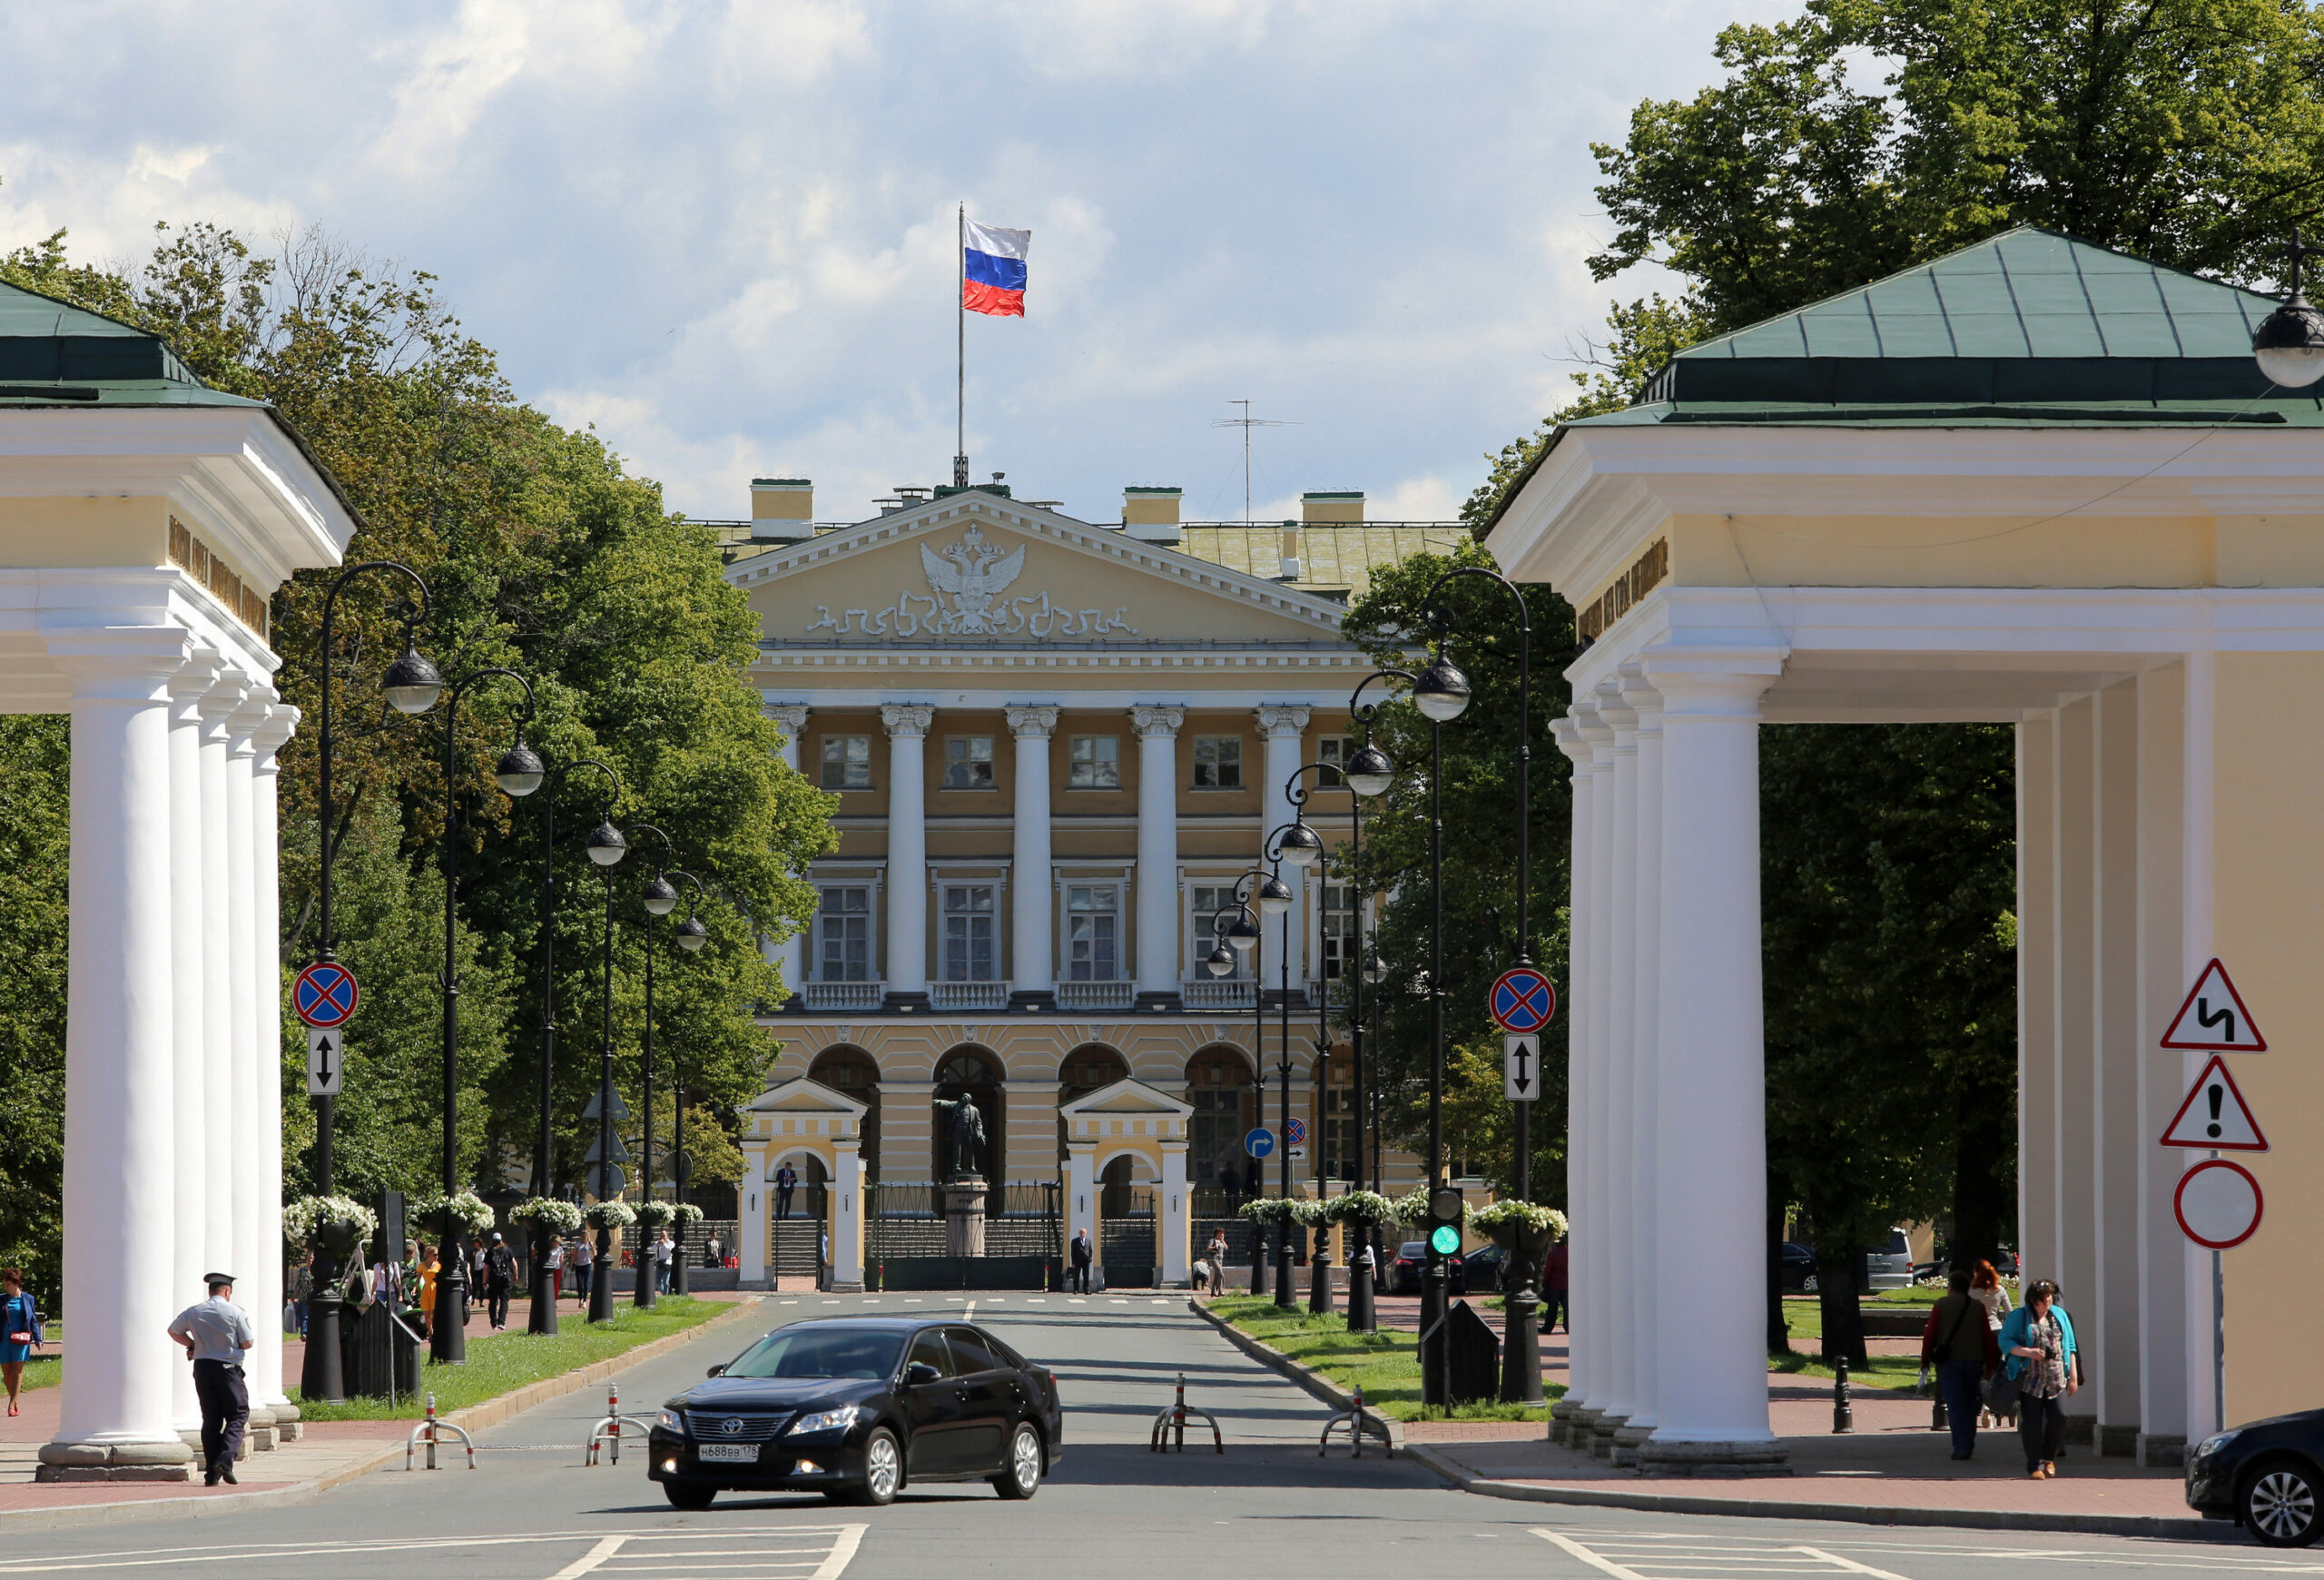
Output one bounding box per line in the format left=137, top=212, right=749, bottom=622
left=294, top=962, right=360, bottom=1029
left=1244, top=1127, right=1275, bottom=1160
left=1490, top=967, right=1557, bottom=1034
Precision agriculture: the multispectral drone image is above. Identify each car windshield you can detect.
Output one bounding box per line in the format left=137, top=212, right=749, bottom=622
left=1398, top=1242, right=1426, bottom=1259
left=723, top=1328, right=903, bottom=1381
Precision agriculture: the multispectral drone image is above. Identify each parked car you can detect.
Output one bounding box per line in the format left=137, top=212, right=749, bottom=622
left=1388, top=1239, right=1475, bottom=1295
left=1462, top=1243, right=1509, bottom=1292
left=2187, top=1407, right=2324, bottom=1545
left=1865, top=1229, right=1915, bottom=1291
left=1779, top=1242, right=1817, bottom=1292
left=648, top=1317, right=1064, bottom=1509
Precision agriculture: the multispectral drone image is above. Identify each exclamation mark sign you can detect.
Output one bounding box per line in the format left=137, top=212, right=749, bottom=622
left=2207, top=1084, right=2224, bottom=1140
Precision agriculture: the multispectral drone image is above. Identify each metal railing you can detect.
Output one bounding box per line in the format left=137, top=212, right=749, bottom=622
left=1057, top=979, right=1135, bottom=1011
left=800, top=980, right=883, bottom=1011
left=931, top=981, right=1009, bottom=1011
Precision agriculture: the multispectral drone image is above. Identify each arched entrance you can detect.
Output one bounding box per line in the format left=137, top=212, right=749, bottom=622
left=1057, top=1043, right=1128, bottom=1160
left=934, top=1046, right=1004, bottom=1204
left=1186, top=1045, right=1257, bottom=1194
left=808, top=1046, right=880, bottom=1179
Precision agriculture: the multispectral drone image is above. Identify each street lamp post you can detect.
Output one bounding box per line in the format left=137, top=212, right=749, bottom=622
left=587, top=813, right=630, bottom=1325
left=304, top=560, right=442, bottom=1407
left=527, top=758, right=624, bottom=1337
left=629, top=829, right=707, bottom=1308
left=1256, top=832, right=1301, bottom=1310
left=1206, top=890, right=1268, bottom=1295
left=432, top=668, right=542, bottom=1365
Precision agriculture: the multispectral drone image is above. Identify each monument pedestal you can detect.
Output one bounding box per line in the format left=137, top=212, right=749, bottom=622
left=943, top=1178, right=987, bottom=1258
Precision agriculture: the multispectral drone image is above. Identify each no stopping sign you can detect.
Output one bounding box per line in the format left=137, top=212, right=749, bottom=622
left=2175, top=1158, right=2263, bottom=1250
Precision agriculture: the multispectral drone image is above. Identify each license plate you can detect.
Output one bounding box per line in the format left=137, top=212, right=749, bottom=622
left=697, top=1443, right=758, bottom=1463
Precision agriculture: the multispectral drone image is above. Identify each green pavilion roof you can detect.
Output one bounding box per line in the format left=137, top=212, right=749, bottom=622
left=0, top=279, right=263, bottom=407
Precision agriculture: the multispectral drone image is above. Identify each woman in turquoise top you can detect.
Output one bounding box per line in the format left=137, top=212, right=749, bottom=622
left=1998, top=1279, right=2080, bottom=1478
left=0, top=1267, right=44, bottom=1417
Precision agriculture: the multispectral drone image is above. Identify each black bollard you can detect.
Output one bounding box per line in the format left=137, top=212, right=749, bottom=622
left=1346, top=1244, right=1375, bottom=1332
left=1832, top=1355, right=1856, bottom=1434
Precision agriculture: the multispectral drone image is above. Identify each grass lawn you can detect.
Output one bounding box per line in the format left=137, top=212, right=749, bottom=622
left=8, top=1354, right=59, bottom=1394
left=1207, top=1296, right=1558, bottom=1423
left=290, top=1296, right=736, bottom=1421
left=1768, top=1350, right=1927, bottom=1389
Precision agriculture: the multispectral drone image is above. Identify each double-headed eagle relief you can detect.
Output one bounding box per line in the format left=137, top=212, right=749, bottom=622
left=920, top=526, right=1027, bottom=635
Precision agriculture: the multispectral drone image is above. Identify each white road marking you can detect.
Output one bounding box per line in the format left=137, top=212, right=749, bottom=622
left=812, top=1526, right=867, bottom=1580
left=0, top=1527, right=867, bottom=1577
left=1026, top=1298, right=1046, bottom=1303
left=547, top=1537, right=629, bottom=1580
left=1531, top=1531, right=1916, bottom=1580
left=780, top=1299, right=798, bottom=1305
left=964, top=1300, right=977, bottom=1322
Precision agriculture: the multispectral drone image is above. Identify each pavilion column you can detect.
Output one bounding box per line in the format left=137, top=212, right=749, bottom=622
left=1007, top=706, right=1059, bottom=1010
left=1592, top=680, right=1640, bottom=1452
left=831, top=1140, right=865, bottom=1291
left=1256, top=706, right=1311, bottom=999
left=1131, top=706, right=1185, bottom=1010
left=196, top=673, right=247, bottom=1326
left=1579, top=703, right=1618, bottom=1433
left=1549, top=717, right=1595, bottom=1442
left=164, top=651, right=216, bottom=1439
left=1620, top=667, right=1666, bottom=1449
left=766, top=705, right=811, bottom=997
left=1066, top=1141, right=1098, bottom=1270
left=881, top=706, right=933, bottom=1010
left=39, top=628, right=197, bottom=1480
left=1640, top=650, right=1786, bottom=1471
left=1161, top=1140, right=1191, bottom=1287
left=251, top=702, right=299, bottom=1435
left=225, top=687, right=275, bottom=1447
left=738, top=1152, right=769, bottom=1288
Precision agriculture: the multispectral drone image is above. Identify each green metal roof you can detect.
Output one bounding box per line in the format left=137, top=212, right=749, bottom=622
left=0, top=279, right=261, bottom=407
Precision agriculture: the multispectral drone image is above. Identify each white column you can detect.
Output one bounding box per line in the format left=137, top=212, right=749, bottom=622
left=1131, top=706, right=1185, bottom=1008
left=1596, top=677, right=1641, bottom=1437
left=767, top=706, right=810, bottom=994
left=1621, top=667, right=1665, bottom=1441
left=2180, top=649, right=2219, bottom=1439
left=1256, top=706, right=1312, bottom=994
left=224, top=687, right=271, bottom=1442
left=1551, top=716, right=1595, bottom=1427
left=251, top=702, right=298, bottom=1428
left=1161, top=1141, right=1190, bottom=1286
left=881, top=706, right=933, bottom=1007
left=197, top=673, right=246, bottom=1310
left=41, top=628, right=197, bottom=1477
left=1579, top=702, right=1618, bottom=1421
left=2134, top=666, right=2189, bottom=1465
left=832, top=1141, right=864, bottom=1290
left=1007, top=706, right=1059, bottom=1007
left=165, top=651, right=215, bottom=1437
left=1066, top=1142, right=1097, bottom=1258
left=1642, top=652, right=1783, bottom=1466
left=739, top=1149, right=769, bottom=1287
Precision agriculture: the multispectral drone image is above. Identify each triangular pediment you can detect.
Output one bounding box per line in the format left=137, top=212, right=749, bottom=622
left=1058, top=1077, right=1194, bottom=1120
left=728, top=494, right=1354, bottom=648
left=747, top=1076, right=869, bottom=1119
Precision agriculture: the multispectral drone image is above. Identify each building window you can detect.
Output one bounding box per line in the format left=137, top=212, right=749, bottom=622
left=1065, top=884, right=1119, bottom=981
left=1188, top=1051, right=1256, bottom=1190
left=1316, top=736, right=1354, bottom=787
left=1321, top=1060, right=1358, bottom=1181
left=944, top=736, right=995, bottom=789
left=941, top=884, right=998, bottom=980
left=1320, top=884, right=1356, bottom=981
left=816, top=886, right=873, bottom=981
left=1192, top=736, right=1242, bottom=788
left=1068, top=735, right=1119, bottom=788
left=821, top=736, right=871, bottom=789
left=1189, top=884, right=1250, bottom=979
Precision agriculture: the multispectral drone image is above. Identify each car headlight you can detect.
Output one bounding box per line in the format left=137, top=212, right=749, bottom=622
left=786, top=1405, right=862, bottom=1437
left=2194, top=1429, right=2241, bottom=1459
left=658, top=1409, right=684, bottom=1432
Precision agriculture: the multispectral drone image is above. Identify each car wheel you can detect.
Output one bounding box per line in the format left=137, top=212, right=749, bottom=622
left=663, top=1482, right=716, bottom=1510
left=992, top=1423, right=1042, bottom=1500
left=2244, top=1459, right=2323, bottom=1546
left=1802, top=1274, right=1818, bottom=1293
left=859, top=1427, right=902, bottom=1506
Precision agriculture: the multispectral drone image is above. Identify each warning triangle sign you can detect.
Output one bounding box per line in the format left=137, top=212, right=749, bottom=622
left=2161, top=1055, right=2269, bottom=1151
left=2159, top=958, right=2267, bottom=1052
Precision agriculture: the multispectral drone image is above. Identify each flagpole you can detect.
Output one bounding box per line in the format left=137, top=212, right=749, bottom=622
left=955, top=203, right=968, bottom=489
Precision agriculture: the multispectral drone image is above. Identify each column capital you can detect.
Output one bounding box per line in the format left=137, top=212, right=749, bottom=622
left=1639, top=647, right=1784, bottom=719
left=45, top=626, right=192, bottom=705
left=1005, top=704, right=1060, bottom=738
left=880, top=703, right=935, bottom=738
left=1129, top=705, right=1185, bottom=738
left=1573, top=699, right=1614, bottom=748
left=226, top=687, right=275, bottom=757
left=1593, top=676, right=1639, bottom=738
left=168, top=646, right=222, bottom=709
left=252, top=705, right=300, bottom=771
left=1619, top=662, right=1664, bottom=726
left=1551, top=716, right=1593, bottom=769
left=766, top=703, right=811, bottom=734
left=1254, top=704, right=1311, bottom=738
left=198, top=667, right=251, bottom=732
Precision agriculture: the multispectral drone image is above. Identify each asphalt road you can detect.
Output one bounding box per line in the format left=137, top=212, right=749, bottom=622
left=0, top=1292, right=2291, bottom=1580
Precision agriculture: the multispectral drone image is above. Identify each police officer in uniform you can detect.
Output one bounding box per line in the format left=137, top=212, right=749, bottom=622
left=167, top=1271, right=254, bottom=1486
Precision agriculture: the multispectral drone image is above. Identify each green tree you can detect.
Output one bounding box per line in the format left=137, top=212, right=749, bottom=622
left=0, top=717, right=70, bottom=1301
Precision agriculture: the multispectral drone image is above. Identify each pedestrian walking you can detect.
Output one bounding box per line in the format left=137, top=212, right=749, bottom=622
left=1544, top=1239, right=1570, bottom=1332
left=1068, top=1227, right=1094, bottom=1294
left=288, top=1251, right=313, bottom=1339
left=1969, top=1259, right=2014, bottom=1425
left=654, top=1228, right=676, bottom=1296
left=1202, top=1229, right=1230, bottom=1296
left=167, top=1271, right=254, bottom=1486
left=1918, top=1269, right=2001, bottom=1460
left=569, top=1237, right=594, bottom=1304
left=774, top=1162, right=798, bottom=1221
left=483, top=1232, right=515, bottom=1330
left=1997, top=1279, right=2080, bottom=1479
left=0, top=1269, right=44, bottom=1417
left=413, top=1243, right=439, bottom=1339
left=546, top=1237, right=566, bottom=1299
left=705, top=1230, right=723, bottom=1269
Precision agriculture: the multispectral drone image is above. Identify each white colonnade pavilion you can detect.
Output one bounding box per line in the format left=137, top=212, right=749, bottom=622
left=0, top=281, right=356, bottom=1479
left=1490, top=228, right=2324, bottom=1470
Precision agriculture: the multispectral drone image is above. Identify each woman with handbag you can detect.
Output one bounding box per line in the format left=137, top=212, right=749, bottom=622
left=0, top=1268, right=43, bottom=1417
left=1995, top=1279, right=2080, bottom=1479
left=1918, top=1269, right=2001, bottom=1460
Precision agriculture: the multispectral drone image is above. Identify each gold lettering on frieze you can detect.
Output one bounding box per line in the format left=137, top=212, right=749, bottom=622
left=1575, top=537, right=1668, bottom=644
left=168, top=516, right=269, bottom=640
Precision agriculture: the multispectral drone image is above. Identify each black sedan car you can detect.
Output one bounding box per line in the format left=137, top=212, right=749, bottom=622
left=1387, top=1240, right=1479, bottom=1295
left=2187, top=1408, right=2324, bottom=1545
left=648, top=1317, right=1064, bottom=1509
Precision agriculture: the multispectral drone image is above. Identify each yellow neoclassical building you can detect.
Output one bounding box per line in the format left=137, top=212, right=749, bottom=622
left=722, top=481, right=1454, bottom=1288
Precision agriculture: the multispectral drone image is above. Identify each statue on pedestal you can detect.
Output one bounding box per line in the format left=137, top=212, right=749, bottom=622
left=934, top=1095, right=987, bottom=1181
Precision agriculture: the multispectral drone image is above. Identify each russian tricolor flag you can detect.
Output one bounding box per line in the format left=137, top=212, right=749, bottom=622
left=962, top=219, right=1030, bottom=318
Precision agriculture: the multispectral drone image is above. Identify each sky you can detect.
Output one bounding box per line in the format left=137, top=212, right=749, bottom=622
left=0, top=1, right=1792, bottom=527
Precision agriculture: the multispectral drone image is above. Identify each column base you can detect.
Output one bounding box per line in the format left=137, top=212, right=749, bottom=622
left=1587, top=1412, right=1630, bottom=1458
left=246, top=1404, right=277, bottom=1451
left=1556, top=1401, right=1603, bottom=1447
left=1635, top=1438, right=1792, bottom=1477
left=1134, top=991, right=1184, bottom=1012
left=1548, top=1397, right=1583, bottom=1446
left=38, top=1438, right=195, bottom=1482
left=1610, top=1419, right=1658, bottom=1468
left=2137, top=1432, right=2187, bottom=1468
left=2063, top=1414, right=2096, bottom=1447
left=881, top=991, right=931, bottom=1013
left=271, top=1401, right=304, bottom=1443
left=1007, top=989, right=1058, bottom=1012
left=2099, top=1422, right=2139, bottom=1457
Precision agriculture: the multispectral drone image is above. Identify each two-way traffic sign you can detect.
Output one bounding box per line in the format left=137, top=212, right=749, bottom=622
left=1504, top=1033, right=1539, bottom=1101
left=306, top=1028, right=343, bottom=1098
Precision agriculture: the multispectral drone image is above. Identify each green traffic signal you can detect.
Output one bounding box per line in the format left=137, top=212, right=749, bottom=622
left=1429, top=1224, right=1461, bottom=1256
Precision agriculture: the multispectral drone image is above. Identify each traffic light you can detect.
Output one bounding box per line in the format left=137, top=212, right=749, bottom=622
left=1425, top=1185, right=1463, bottom=1259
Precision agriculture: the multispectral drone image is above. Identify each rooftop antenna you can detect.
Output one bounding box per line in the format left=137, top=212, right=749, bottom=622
left=1212, top=400, right=1295, bottom=523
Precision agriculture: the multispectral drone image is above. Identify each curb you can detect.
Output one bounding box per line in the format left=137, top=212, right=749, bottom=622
left=1185, top=1298, right=1405, bottom=1452
left=1399, top=1441, right=2235, bottom=1543
left=0, top=1298, right=768, bottom=1535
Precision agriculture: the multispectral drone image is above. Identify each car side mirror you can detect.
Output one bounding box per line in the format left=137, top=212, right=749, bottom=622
left=705, top=1364, right=726, bottom=1378
left=906, top=1362, right=940, bottom=1386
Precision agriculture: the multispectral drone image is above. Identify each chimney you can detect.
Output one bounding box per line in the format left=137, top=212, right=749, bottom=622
left=1279, top=521, right=1300, bottom=581
left=750, top=478, right=814, bottom=540
left=1122, top=485, right=1182, bottom=544
left=1301, top=489, right=1364, bottom=524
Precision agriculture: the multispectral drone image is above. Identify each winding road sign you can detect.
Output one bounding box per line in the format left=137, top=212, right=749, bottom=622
left=1490, top=967, right=1557, bottom=1035
left=293, top=963, right=359, bottom=1029
left=2161, top=958, right=2267, bottom=1052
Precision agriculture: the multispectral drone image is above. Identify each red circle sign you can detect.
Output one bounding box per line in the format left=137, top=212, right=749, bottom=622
left=293, top=962, right=360, bottom=1029
left=2175, top=1159, right=2263, bottom=1249
left=1490, top=968, right=1557, bottom=1034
